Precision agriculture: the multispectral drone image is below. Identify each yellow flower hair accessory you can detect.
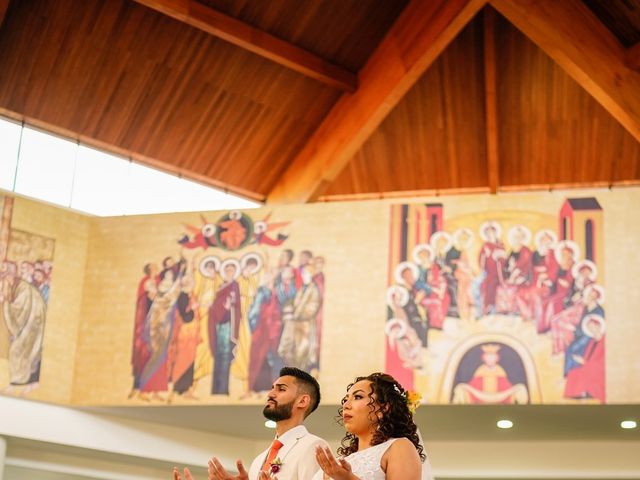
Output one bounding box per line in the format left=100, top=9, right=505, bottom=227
left=405, top=390, right=422, bottom=414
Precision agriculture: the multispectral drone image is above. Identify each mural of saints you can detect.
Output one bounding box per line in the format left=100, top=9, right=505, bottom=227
left=128, top=210, right=325, bottom=402
left=386, top=198, right=606, bottom=404
left=0, top=196, right=54, bottom=397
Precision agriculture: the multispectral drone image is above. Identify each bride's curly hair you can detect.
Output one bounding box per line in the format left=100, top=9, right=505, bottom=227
left=336, top=372, right=425, bottom=461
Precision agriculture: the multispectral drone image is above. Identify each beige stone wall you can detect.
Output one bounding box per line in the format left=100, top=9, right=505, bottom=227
left=1, top=188, right=639, bottom=406
left=71, top=188, right=640, bottom=405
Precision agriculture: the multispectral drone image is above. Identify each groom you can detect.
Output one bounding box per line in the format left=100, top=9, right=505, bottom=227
left=174, top=367, right=327, bottom=480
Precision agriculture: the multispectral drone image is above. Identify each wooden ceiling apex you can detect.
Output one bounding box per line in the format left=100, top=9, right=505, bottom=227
left=133, top=0, right=357, bottom=92
left=266, top=0, right=488, bottom=205
left=490, top=0, right=640, bottom=144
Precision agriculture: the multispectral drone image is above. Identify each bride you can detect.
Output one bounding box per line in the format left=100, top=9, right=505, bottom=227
left=312, top=372, right=430, bottom=480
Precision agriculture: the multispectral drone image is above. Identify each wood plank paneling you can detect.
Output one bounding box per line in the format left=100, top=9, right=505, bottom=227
left=0, top=0, right=341, bottom=196
left=491, top=0, right=640, bottom=144
left=495, top=14, right=640, bottom=186
left=267, top=0, right=488, bottom=203
left=324, top=14, right=488, bottom=196
left=1, top=0, right=638, bottom=201
left=328, top=8, right=640, bottom=198
left=133, top=0, right=357, bottom=91
left=198, top=0, right=409, bottom=72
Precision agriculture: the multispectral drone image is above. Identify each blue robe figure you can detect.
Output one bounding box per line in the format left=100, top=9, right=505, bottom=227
left=564, top=305, right=605, bottom=377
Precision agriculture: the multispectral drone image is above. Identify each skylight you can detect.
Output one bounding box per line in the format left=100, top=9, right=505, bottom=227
left=0, top=117, right=261, bottom=216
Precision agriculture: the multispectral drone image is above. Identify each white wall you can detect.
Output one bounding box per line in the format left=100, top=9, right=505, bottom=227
left=1, top=396, right=639, bottom=479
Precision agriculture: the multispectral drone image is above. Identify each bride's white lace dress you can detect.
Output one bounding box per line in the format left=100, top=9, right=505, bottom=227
left=311, top=438, right=432, bottom=480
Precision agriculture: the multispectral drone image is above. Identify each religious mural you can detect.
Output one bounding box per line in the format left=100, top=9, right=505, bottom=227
left=386, top=198, right=606, bottom=404
left=0, top=196, right=54, bottom=396
left=129, top=211, right=325, bottom=402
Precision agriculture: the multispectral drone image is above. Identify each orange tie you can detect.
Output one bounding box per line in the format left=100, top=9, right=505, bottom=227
left=261, top=439, right=284, bottom=474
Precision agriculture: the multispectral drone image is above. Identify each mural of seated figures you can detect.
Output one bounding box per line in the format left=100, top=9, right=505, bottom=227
left=385, top=197, right=606, bottom=404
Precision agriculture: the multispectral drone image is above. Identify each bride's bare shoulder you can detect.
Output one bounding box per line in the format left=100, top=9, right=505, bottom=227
left=382, top=438, right=420, bottom=466
left=382, top=438, right=422, bottom=479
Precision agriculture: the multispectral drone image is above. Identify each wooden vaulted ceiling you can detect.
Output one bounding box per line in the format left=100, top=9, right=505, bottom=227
left=0, top=0, right=638, bottom=204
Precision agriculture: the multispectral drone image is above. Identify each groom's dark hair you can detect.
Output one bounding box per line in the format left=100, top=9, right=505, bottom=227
left=280, top=367, right=321, bottom=417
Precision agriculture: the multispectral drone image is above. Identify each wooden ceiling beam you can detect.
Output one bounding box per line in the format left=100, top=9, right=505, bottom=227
left=627, top=42, right=640, bottom=71
left=317, top=186, right=491, bottom=202
left=483, top=7, right=499, bottom=194
left=133, top=0, right=356, bottom=92
left=266, top=0, right=488, bottom=204
left=490, top=0, right=640, bottom=144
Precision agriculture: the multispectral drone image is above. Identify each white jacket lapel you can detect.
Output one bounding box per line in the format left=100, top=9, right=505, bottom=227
left=278, top=428, right=307, bottom=465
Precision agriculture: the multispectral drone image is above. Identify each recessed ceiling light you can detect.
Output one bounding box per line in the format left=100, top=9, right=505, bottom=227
left=264, top=420, right=277, bottom=429
left=497, top=419, right=513, bottom=429
left=620, top=420, right=637, bottom=430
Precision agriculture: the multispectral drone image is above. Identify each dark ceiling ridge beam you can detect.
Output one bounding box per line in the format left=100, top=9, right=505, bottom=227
left=266, top=0, right=488, bottom=204
left=626, top=42, right=640, bottom=71
left=0, top=0, right=10, bottom=29
left=490, top=0, right=640, bottom=145
left=133, top=0, right=356, bottom=92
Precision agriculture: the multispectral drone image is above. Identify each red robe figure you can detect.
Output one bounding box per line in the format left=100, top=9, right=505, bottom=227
left=178, top=216, right=217, bottom=249
left=252, top=213, right=290, bottom=246
left=539, top=242, right=578, bottom=333
left=248, top=272, right=283, bottom=392
left=139, top=267, right=183, bottom=399
left=129, top=263, right=158, bottom=399
left=421, top=264, right=450, bottom=329
left=385, top=286, right=424, bottom=391
left=208, top=261, right=241, bottom=394
left=478, top=222, right=506, bottom=315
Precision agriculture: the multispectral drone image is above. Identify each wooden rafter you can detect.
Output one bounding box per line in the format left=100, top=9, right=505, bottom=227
left=490, top=0, right=640, bottom=145
left=627, top=42, right=640, bottom=71
left=318, top=186, right=491, bottom=202
left=483, top=7, right=499, bottom=194
left=267, top=0, right=488, bottom=204
left=133, top=0, right=356, bottom=92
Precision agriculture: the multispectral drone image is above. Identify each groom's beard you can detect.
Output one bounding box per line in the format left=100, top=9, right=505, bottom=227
left=263, top=399, right=294, bottom=421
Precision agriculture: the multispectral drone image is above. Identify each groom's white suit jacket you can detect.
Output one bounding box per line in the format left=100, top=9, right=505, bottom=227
left=248, top=425, right=327, bottom=480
